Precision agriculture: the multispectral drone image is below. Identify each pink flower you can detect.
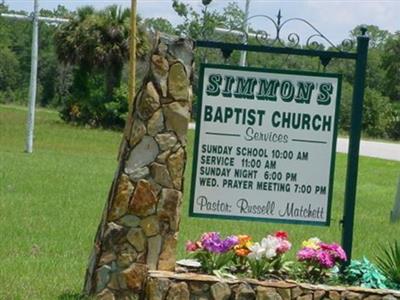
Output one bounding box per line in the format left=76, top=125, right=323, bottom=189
left=316, top=251, right=335, bottom=268
left=330, top=243, right=347, bottom=261
left=297, top=247, right=316, bottom=261
left=277, top=239, right=292, bottom=254
left=186, top=241, right=200, bottom=252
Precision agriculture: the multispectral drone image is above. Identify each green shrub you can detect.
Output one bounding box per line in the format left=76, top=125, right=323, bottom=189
left=340, top=83, right=395, bottom=138
left=375, top=241, right=400, bottom=286
left=59, top=74, right=128, bottom=129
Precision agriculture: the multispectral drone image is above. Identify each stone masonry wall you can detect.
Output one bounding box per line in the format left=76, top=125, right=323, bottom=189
left=146, top=271, right=400, bottom=300
left=83, top=34, right=194, bottom=299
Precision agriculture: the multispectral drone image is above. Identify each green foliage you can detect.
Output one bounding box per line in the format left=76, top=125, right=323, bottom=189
left=0, top=47, right=20, bottom=91
left=382, top=33, right=400, bottom=102
left=54, top=5, right=149, bottom=128
left=172, top=0, right=223, bottom=40
left=145, top=17, right=176, bottom=34
left=190, top=251, right=235, bottom=275
left=339, top=83, right=395, bottom=138
left=59, top=73, right=128, bottom=128
left=375, top=241, right=400, bottom=286
left=343, top=257, right=389, bottom=289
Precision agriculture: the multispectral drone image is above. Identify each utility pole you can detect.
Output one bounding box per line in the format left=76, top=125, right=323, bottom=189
left=25, top=0, right=39, bottom=153
left=239, top=0, right=250, bottom=66
left=1, top=3, right=68, bottom=153
left=215, top=0, right=252, bottom=66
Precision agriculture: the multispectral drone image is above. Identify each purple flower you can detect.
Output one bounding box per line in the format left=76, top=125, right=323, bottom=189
left=297, top=247, right=316, bottom=261
left=200, top=232, right=239, bottom=253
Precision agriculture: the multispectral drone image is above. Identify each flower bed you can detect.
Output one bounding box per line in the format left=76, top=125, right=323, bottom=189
left=185, top=232, right=347, bottom=284
left=145, top=271, right=400, bottom=300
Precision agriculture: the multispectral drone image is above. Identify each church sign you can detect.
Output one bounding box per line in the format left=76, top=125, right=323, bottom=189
left=190, top=64, right=342, bottom=225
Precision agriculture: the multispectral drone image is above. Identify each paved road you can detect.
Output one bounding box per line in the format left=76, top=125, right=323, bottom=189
left=188, top=123, right=400, bottom=161
left=337, top=138, right=400, bottom=161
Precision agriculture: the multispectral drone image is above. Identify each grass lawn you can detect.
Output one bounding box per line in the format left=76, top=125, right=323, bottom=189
left=1, top=104, right=399, bottom=299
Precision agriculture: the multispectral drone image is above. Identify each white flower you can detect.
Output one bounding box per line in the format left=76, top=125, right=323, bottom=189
left=261, top=236, right=281, bottom=259
left=248, top=242, right=265, bottom=260
left=265, top=248, right=277, bottom=259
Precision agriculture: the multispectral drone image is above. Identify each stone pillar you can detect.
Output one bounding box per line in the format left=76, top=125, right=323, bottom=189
left=83, top=34, right=194, bottom=299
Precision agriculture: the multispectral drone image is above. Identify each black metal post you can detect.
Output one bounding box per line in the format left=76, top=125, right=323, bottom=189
left=341, top=29, right=369, bottom=263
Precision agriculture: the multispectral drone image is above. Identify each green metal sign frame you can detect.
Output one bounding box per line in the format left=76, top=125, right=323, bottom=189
left=190, top=63, right=342, bottom=227
left=193, top=24, right=369, bottom=263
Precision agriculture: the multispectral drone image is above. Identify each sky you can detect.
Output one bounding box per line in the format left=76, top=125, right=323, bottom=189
left=5, top=0, right=400, bottom=45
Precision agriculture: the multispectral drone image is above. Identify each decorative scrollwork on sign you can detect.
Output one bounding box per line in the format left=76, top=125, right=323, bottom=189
left=216, top=10, right=355, bottom=52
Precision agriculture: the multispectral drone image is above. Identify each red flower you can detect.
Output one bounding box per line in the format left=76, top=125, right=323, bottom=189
left=274, top=231, right=288, bottom=240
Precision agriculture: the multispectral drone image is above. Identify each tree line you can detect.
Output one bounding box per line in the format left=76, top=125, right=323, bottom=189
left=0, top=1, right=399, bottom=139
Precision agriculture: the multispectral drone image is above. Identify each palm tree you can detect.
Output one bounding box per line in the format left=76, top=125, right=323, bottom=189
left=54, top=5, right=148, bottom=100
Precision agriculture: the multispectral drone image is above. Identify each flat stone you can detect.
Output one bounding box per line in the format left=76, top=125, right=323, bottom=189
left=382, top=296, right=398, bottom=300
left=314, top=290, right=326, bottom=300
left=157, top=189, right=182, bottom=231
left=122, top=263, right=148, bottom=291
left=129, top=117, right=146, bottom=147
left=297, top=295, right=312, bottom=300
left=155, top=133, right=178, bottom=151
left=125, top=136, right=158, bottom=172
left=167, top=147, right=185, bottom=189
left=211, top=282, right=231, bottom=300
left=147, top=235, right=162, bottom=270
left=167, top=39, right=194, bottom=76
left=158, top=234, right=178, bottom=271
left=160, top=97, right=175, bottom=105
left=166, top=282, right=190, bottom=300
left=163, top=102, right=190, bottom=145
left=140, top=215, right=160, bottom=237
left=277, top=288, right=291, bottom=300
left=291, top=287, right=303, bottom=299
left=128, top=179, right=157, bottom=217
left=146, top=277, right=171, bottom=300
left=190, top=281, right=210, bottom=295
left=116, top=243, right=137, bottom=268
left=99, top=251, right=116, bottom=266
left=107, top=273, right=120, bottom=290
left=157, top=42, right=168, bottom=56
left=127, top=228, right=146, bottom=252
left=364, top=296, right=381, bottom=300
left=96, top=265, right=112, bottom=293
left=148, top=178, right=163, bottom=196
left=108, top=174, right=134, bottom=221
left=127, top=166, right=149, bottom=182
left=103, top=222, right=126, bottom=249
left=147, top=109, right=164, bottom=136
left=236, top=283, right=255, bottom=300
left=168, top=62, right=189, bottom=101
left=150, top=163, right=173, bottom=188
left=151, top=54, right=169, bottom=97
left=342, top=292, right=364, bottom=300
left=256, top=286, right=281, bottom=300
left=329, top=291, right=341, bottom=300
left=118, top=215, right=140, bottom=227
left=137, top=82, right=160, bottom=120
left=97, top=288, right=115, bottom=300
left=157, top=150, right=171, bottom=164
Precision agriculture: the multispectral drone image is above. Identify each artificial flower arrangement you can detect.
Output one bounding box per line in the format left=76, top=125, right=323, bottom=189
left=296, top=237, right=347, bottom=283
left=185, top=231, right=347, bottom=282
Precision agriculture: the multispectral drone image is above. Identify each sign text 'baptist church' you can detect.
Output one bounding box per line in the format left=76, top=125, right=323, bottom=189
left=189, top=64, right=342, bottom=225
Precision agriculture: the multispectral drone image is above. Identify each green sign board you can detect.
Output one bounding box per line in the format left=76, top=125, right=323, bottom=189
left=190, top=64, right=342, bottom=225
